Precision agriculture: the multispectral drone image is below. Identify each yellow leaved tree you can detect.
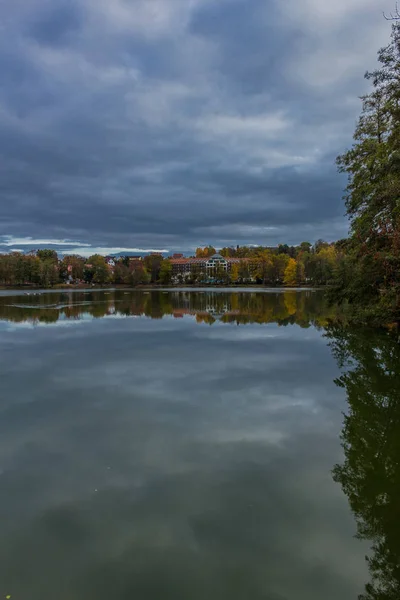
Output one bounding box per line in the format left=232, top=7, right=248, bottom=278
left=230, top=263, right=239, bottom=283
left=283, top=258, right=297, bottom=286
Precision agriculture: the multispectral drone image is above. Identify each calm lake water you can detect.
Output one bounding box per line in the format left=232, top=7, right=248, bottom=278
left=0, top=289, right=398, bottom=600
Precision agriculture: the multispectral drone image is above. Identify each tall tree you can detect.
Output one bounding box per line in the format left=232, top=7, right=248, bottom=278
left=283, top=258, right=297, bottom=286
left=159, top=259, right=173, bottom=284
left=335, top=23, right=400, bottom=322
left=143, top=254, right=163, bottom=283
left=230, top=263, right=239, bottom=283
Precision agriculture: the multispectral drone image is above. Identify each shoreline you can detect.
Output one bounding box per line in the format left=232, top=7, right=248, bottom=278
left=0, top=283, right=322, bottom=292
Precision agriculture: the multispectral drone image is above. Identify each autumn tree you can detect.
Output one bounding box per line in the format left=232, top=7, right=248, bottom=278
left=253, top=249, right=273, bottom=283
left=195, top=245, right=216, bottom=258
left=271, top=254, right=289, bottom=284
left=283, top=258, right=297, bottom=286
left=113, top=261, right=130, bottom=284
left=60, top=255, right=85, bottom=281
left=230, top=263, right=239, bottom=283
left=238, top=260, right=251, bottom=282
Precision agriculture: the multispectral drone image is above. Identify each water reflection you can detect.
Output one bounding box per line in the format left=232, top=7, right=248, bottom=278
left=327, top=326, right=400, bottom=600
left=0, top=289, right=338, bottom=327
left=3, top=288, right=397, bottom=599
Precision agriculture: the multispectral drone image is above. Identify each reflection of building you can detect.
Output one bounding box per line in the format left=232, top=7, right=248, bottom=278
left=169, top=291, right=239, bottom=320
left=170, top=253, right=241, bottom=278
left=172, top=308, right=240, bottom=320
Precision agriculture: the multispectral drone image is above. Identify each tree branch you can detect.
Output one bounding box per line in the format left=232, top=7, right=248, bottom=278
left=383, top=2, right=400, bottom=20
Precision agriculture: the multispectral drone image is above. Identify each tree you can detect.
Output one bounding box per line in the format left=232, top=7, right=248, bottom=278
left=278, top=243, right=290, bottom=255
left=253, top=249, right=273, bottom=284
left=113, top=262, right=130, bottom=284
left=384, top=3, right=400, bottom=20
left=60, top=255, right=85, bottom=281
left=335, top=23, right=400, bottom=322
left=214, top=264, right=228, bottom=283
left=129, top=266, right=150, bottom=286
left=220, top=247, right=235, bottom=257
left=238, top=260, right=251, bottom=282
left=86, top=255, right=110, bottom=285
left=37, top=249, right=58, bottom=264
left=159, top=259, right=172, bottom=284
left=230, top=263, right=239, bottom=283
left=313, top=239, right=328, bottom=254
left=272, top=253, right=289, bottom=284
left=299, top=241, right=312, bottom=254
left=39, top=260, right=59, bottom=287
left=283, top=258, right=297, bottom=286
left=143, top=254, right=163, bottom=283
left=295, top=259, right=305, bottom=285
left=188, top=264, right=202, bottom=284
left=195, top=245, right=216, bottom=258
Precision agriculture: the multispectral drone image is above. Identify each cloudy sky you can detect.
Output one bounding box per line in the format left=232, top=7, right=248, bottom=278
left=0, top=0, right=393, bottom=256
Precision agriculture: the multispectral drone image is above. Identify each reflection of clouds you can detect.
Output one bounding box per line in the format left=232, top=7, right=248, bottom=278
left=0, top=305, right=368, bottom=599
left=193, top=323, right=324, bottom=342
left=0, top=312, right=137, bottom=331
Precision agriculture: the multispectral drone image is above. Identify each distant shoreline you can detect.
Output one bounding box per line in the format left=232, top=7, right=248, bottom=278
left=0, top=283, right=321, bottom=292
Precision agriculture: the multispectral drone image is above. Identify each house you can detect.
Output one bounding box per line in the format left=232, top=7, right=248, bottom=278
left=105, top=256, right=116, bottom=268
left=169, top=253, right=242, bottom=279
left=127, top=256, right=143, bottom=270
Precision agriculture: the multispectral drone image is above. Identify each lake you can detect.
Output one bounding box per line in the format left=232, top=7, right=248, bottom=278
left=0, top=289, right=398, bottom=600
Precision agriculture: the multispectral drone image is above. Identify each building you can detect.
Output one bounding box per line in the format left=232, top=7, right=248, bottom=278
left=105, top=256, right=116, bottom=268
left=125, top=256, right=143, bottom=270
left=169, top=253, right=242, bottom=280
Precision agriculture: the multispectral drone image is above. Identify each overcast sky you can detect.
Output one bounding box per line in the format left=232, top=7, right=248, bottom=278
left=0, top=0, right=393, bottom=256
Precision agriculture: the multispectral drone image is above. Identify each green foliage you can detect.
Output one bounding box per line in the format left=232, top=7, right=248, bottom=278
left=143, top=254, right=163, bottom=283
left=327, top=326, right=400, bottom=600
left=36, top=249, right=58, bottom=263
left=86, top=255, right=110, bottom=285
left=334, top=24, right=400, bottom=324
left=159, top=259, right=173, bottom=284
left=128, top=266, right=150, bottom=286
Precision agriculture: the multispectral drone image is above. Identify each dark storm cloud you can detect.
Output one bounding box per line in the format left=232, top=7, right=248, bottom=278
left=27, top=1, right=84, bottom=47
left=0, top=0, right=391, bottom=254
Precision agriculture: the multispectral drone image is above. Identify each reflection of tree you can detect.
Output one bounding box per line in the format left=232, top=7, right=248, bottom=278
left=327, top=326, right=400, bottom=600
left=0, top=290, right=339, bottom=328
